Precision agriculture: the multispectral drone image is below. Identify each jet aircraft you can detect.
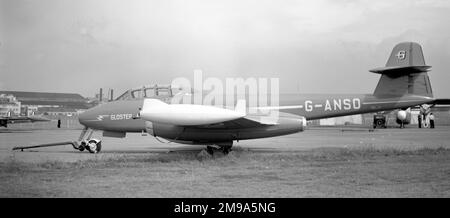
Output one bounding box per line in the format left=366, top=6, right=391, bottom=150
left=13, top=42, right=450, bottom=154
left=1, top=111, right=51, bottom=128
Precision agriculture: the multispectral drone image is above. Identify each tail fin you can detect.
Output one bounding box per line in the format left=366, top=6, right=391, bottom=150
left=370, top=42, right=433, bottom=97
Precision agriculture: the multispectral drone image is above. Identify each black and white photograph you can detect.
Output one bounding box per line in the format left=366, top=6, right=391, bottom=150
left=1, top=0, right=450, bottom=206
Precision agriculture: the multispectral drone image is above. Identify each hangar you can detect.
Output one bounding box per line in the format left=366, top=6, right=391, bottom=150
left=0, top=91, right=92, bottom=116
left=0, top=91, right=94, bottom=129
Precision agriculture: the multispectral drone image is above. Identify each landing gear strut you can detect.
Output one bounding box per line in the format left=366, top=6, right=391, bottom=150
left=72, top=127, right=102, bottom=153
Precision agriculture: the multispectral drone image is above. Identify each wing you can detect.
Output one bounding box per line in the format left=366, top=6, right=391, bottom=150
left=193, top=117, right=270, bottom=129
left=192, top=112, right=301, bottom=129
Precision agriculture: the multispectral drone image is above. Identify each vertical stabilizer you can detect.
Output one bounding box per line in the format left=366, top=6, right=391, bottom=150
left=386, top=42, right=426, bottom=67
left=370, top=42, right=433, bottom=97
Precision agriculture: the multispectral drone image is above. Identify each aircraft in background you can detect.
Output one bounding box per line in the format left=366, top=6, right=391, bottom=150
left=13, top=42, right=450, bottom=154
left=0, top=111, right=51, bottom=128
left=374, top=103, right=450, bottom=128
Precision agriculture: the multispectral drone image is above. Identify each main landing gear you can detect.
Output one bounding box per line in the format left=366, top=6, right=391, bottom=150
left=72, top=127, right=102, bottom=153
left=205, top=141, right=233, bottom=155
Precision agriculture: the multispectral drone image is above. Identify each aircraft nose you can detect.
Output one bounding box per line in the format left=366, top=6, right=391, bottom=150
left=78, top=110, right=89, bottom=126
left=78, top=106, right=100, bottom=126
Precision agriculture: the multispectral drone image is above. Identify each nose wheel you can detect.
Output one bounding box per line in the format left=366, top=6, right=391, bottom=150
left=86, top=139, right=102, bottom=153
left=77, top=142, right=85, bottom=151
left=12, top=127, right=102, bottom=153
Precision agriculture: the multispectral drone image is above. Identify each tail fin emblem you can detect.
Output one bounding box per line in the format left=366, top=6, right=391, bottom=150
left=396, top=50, right=406, bottom=60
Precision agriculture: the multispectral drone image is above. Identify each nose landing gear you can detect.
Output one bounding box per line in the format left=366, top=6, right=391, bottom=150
left=12, top=126, right=103, bottom=153
left=76, top=139, right=102, bottom=153
left=72, top=127, right=102, bottom=153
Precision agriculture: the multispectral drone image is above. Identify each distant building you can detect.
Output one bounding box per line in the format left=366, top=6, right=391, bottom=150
left=0, top=94, right=21, bottom=116
left=319, top=115, right=363, bottom=126
left=38, top=107, right=79, bottom=116
left=0, top=91, right=92, bottom=116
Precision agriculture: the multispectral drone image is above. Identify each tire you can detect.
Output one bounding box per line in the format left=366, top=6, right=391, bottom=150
left=377, top=120, right=384, bottom=127
left=87, top=139, right=102, bottom=153
left=222, top=146, right=232, bottom=155
left=206, top=146, right=214, bottom=155
left=72, top=141, right=85, bottom=151
left=78, top=145, right=85, bottom=152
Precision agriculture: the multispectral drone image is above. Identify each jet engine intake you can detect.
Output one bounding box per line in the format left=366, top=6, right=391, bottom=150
left=396, top=109, right=411, bottom=125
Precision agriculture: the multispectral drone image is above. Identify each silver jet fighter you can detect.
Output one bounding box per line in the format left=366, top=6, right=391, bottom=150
left=14, top=42, right=450, bottom=154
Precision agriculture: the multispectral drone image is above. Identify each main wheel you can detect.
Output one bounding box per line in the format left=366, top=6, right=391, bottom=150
left=377, top=120, right=384, bottom=127
left=206, top=146, right=214, bottom=155
left=86, top=139, right=102, bottom=153
left=222, top=146, right=232, bottom=155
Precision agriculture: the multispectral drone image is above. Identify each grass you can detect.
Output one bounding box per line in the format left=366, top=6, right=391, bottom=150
left=4, top=145, right=450, bottom=169
left=2, top=146, right=450, bottom=197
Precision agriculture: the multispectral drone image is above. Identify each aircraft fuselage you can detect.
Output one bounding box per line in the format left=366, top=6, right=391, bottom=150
left=78, top=93, right=433, bottom=144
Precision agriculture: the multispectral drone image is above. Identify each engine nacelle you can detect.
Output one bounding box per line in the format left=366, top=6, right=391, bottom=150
left=396, top=109, right=411, bottom=125
left=397, top=110, right=407, bottom=121
left=147, top=114, right=307, bottom=143
left=140, top=98, right=246, bottom=126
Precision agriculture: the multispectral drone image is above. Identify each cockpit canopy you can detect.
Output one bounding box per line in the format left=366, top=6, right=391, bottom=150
left=115, top=84, right=186, bottom=101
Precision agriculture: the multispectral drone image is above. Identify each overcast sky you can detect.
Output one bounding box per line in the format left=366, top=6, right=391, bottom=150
left=1, top=0, right=449, bottom=98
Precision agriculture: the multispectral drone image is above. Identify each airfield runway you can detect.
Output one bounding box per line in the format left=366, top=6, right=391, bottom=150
left=1, top=126, right=450, bottom=197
